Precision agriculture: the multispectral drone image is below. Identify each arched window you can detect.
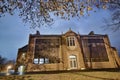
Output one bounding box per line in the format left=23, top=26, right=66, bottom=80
left=67, top=37, right=75, bottom=46
left=69, top=55, right=77, bottom=69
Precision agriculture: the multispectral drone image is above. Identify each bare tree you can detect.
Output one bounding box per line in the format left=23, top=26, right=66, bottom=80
left=0, top=55, right=6, bottom=65
left=105, top=0, right=120, bottom=32
left=0, top=0, right=109, bottom=28
left=0, top=55, right=6, bottom=72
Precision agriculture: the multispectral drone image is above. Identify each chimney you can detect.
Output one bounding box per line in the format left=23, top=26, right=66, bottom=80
left=36, top=31, right=40, bottom=35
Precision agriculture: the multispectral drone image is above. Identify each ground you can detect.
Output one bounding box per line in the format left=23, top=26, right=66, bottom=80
left=0, top=70, right=120, bottom=80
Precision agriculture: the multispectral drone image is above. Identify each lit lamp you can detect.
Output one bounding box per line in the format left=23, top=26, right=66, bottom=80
left=18, top=65, right=25, bottom=75
left=17, top=53, right=26, bottom=75
left=6, top=65, right=12, bottom=75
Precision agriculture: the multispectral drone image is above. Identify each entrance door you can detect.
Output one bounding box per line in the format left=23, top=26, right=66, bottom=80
left=69, top=55, right=77, bottom=69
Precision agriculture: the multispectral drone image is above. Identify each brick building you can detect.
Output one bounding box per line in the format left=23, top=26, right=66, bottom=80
left=16, top=29, right=120, bottom=72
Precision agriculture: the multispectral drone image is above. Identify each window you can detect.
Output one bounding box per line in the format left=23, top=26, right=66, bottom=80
left=88, top=39, right=104, bottom=43
left=67, top=37, right=75, bottom=46
left=69, top=55, right=77, bottom=69
left=34, top=58, right=39, bottom=64
left=34, top=58, right=49, bottom=64
left=35, top=38, right=60, bottom=58
left=87, top=44, right=109, bottom=62
left=45, top=58, right=49, bottom=63
left=39, top=58, right=44, bottom=64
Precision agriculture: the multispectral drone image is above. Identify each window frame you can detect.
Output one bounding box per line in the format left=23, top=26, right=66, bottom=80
left=66, top=37, right=75, bottom=46
left=34, top=58, right=49, bottom=64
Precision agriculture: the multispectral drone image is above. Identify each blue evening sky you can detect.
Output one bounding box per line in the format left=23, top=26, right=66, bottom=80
left=0, top=9, right=120, bottom=60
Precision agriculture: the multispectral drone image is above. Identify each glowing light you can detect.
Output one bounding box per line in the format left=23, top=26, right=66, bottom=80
left=6, top=65, right=12, bottom=75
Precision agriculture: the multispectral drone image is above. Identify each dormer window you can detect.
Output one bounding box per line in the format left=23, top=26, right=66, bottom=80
left=67, top=37, right=75, bottom=46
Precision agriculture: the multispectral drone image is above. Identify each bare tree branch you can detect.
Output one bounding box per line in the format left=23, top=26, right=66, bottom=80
left=0, top=0, right=110, bottom=28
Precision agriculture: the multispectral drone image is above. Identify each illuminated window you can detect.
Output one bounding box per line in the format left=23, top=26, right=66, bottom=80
left=34, top=58, right=39, bottom=64
left=45, top=58, right=49, bottom=63
left=67, top=37, right=75, bottom=46
left=34, top=58, right=49, bottom=64
left=39, top=58, right=44, bottom=64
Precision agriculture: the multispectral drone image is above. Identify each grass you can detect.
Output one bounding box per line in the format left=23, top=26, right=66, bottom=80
left=0, top=71, right=120, bottom=80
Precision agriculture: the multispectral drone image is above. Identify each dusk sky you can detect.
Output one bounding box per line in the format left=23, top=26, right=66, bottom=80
left=0, top=9, right=120, bottom=60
